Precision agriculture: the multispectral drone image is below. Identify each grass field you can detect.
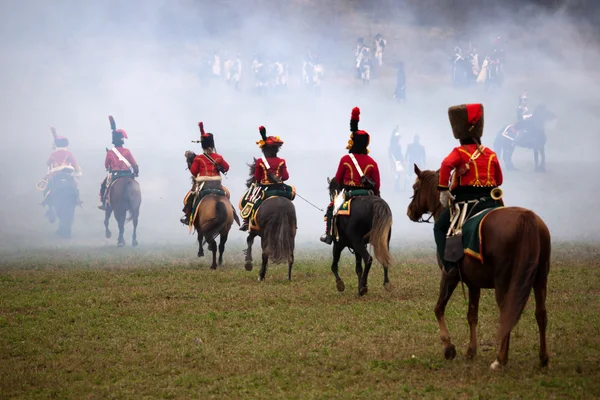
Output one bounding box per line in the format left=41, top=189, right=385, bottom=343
left=1, top=242, right=599, bottom=399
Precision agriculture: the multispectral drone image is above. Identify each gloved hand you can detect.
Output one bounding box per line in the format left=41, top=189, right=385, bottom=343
left=439, top=190, right=455, bottom=207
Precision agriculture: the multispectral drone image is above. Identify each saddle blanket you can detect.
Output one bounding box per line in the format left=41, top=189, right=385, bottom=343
left=462, top=206, right=503, bottom=263
left=335, top=189, right=374, bottom=217
left=239, top=185, right=296, bottom=221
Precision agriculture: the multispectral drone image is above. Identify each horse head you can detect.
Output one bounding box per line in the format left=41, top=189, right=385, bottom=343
left=406, top=164, right=442, bottom=223
left=326, top=177, right=341, bottom=202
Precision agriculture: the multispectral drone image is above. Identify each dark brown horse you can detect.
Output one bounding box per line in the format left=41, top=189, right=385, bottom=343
left=326, top=177, right=393, bottom=296
left=243, top=160, right=297, bottom=282
left=104, top=177, right=141, bottom=247
left=406, top=164, right=551, bottom=369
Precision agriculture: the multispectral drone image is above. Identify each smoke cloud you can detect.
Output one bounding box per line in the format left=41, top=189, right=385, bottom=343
left=1, top=0, right=599, bottom=256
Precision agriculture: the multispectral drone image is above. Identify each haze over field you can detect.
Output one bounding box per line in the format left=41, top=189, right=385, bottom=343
left=1, top=0, right=599, bottom=255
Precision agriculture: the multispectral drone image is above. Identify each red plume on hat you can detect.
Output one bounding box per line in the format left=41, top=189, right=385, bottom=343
left=256, top=125, right=283, bottom=148
left=50, top=127, right=69, bottom=147
left=346, top=106, right=370, bottom=153
left=198, top=121, right=215, bottom=150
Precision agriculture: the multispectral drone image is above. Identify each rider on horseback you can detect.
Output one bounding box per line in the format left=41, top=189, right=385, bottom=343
left=239, top=126, right=291, bottom=232
left=40, top=131, right=82, bottom=220
left=320, top=106, right=381, bottom=245
left=434, top=104, right=504, bottom=277
left=517, top=90, right=532, bottom=122
left=180, top=122, right=230, bottom=225
left=98, top=116, right=139, bottom=211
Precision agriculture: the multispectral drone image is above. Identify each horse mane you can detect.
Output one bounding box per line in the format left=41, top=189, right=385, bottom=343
left=416, top=168, right=443, bottom=217
left=246, top=158, right=257, bottom=188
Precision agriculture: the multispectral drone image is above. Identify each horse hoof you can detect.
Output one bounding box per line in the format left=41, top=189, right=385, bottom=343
left=359, top=286, right=368, bottom=296
left=197, top=252, right=204, bottom=258
left=210, top=265, right=217, bottom=270
left=336, top=280, right=345, bottom=292
left=258, top=276, right=264, bottom=282
left=490, top=359, right=502, bottom=370
left=466, top=347, right=477, bottom=360
left=245, top=263, right=253, bottom=271
left=444, top=344, right=457, bottom=360
left=117, top=242, right=125, bottom=248
left=540, top=356, right=549, bottom=368
left=384, top=282, right=393, bottom=292
left=106, top=232, right=112, bottom=239
left=132, top=240, right=138, bottom=247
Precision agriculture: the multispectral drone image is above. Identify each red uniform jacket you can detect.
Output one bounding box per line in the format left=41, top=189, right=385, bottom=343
left=439, top=144, right=503, bottom=191
left=47, top=148, right=79, bottom=175
left=254, top=157, right=289, bottom=185
left=190, top=153, right=229, bottom=177
left=105, top=146, right=138, bottom=174
left=335, top=154, right=381, bottom=196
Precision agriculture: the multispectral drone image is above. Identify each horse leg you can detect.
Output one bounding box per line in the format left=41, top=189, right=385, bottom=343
left=540, top=146, right=546, bottom=172
left=491, top=288, right=511, bottom=369
left=466, top=286, right=481, bottom=359
left=288, top=253, right=294, bottom=281
left=534, top=149, right=540, bottom=172
left=208, top=237, right=218, bottom=270
left=197, top=232, right=204, bottom=257
left=132, top=213, right=138, bottom=247
left=104, top=208, right=112, bottom=239
left=506, top=145, right=517, bottom=170
left=258, top=250, right=268, bottom=282
left=244, top=233, right=255, bottom=271
left=116, top=210, right=126, bottom=247
left=353, top=242, right=372, bottom=297
left=218, top=232, right=228, bottom=266
left=534, top=279, right=549, bottom=367
left=435, top=269, right=460, bottom=360
left=331, top=242, right=345, bottom=292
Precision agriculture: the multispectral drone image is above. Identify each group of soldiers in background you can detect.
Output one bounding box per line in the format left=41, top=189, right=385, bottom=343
left=451, top=36, right=505, bottom=88
left=354, top=33, right=387, bottom=84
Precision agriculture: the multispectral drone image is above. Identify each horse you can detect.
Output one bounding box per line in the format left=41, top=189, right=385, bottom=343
left=43, top=170, right=79, bottom=238
left=103, top=176, right=141, bottom=247
left=185, top=151, right=237, bottom=269
left=242, top=160, right=297, bottom=282
left=493, top=104, right=556, bottom=172
left=406, top=164, right=551, bottom=369
left=326, top=177, right=393, bottom=296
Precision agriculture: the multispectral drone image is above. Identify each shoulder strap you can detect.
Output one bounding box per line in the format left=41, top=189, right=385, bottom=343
left=111, top=147, right=133, bottom=171
left=348, top=154, right=364, bottom=177
left=261, top=157, right=271, bottom=170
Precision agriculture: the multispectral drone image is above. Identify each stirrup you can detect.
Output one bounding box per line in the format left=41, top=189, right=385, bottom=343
left=239, top=221, right=249, bottom=231
left=180, top=215, right=189, bottom=225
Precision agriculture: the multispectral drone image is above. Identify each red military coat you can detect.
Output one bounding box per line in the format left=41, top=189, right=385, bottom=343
left=335, top=153, right=381, bottom=196
left=105, top=146, right=138, bottom=174
left=47, top=148, right=79, bottom=175
left=438, top=144, right=503, bottom=191
left=190, top=152, right=229, bottom=177
left=254, top=157, right=289, bottom=185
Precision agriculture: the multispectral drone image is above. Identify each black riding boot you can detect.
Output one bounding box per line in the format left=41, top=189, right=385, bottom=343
left=319, top=203, right=334, bottom=245
left=239, top=218, right=249, bottom=231
left=180, top=194, right=194, bottom=225
left=433, top=207, right=458, bottom=277
left=97, top=179, right=107, bottom=210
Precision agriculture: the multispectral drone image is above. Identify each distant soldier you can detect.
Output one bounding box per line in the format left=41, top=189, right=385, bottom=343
left=373, top=33, right=387, bottom=66
left=517, top=90, right=532, bottom=121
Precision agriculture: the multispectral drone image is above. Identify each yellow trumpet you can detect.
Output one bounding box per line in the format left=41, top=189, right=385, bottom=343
left=491, top=187, right=503, bottom=200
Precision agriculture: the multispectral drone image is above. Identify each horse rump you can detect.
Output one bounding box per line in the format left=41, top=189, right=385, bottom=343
left=497, top=209, right=542, bottom=341
left=262, top=202, right=295, bottom=265
left=201, top=200, right=229, bottom=243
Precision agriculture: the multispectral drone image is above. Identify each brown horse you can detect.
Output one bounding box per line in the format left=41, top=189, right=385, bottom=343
left=191, top=181, right=236, bottom=269
left=185, top=151, right=238, bottom=268
left=104, top=177, right=141, bottom=247
left=243, top=160, right=297, bottom=282
left=406, top=164, right=551, bottom=369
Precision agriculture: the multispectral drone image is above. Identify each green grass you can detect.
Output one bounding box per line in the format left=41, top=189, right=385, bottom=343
left=1, top=243, right=599, bottom=399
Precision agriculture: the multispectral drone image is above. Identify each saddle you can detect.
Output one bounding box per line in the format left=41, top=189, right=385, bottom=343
left=444, top=199, right=503, bottom=264
left=239, top=183, right=296, bottom=231
left=330, top=188, right=375, bottom=240
left=187, top=180, right=230, bottom=231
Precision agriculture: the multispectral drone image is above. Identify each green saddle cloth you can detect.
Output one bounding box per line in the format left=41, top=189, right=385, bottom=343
left=462, top=206, right=503, bottom=262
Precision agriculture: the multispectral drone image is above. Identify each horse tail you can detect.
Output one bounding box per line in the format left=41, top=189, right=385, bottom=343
left=264, top=204, right=294, bottom=265
left=125, top=180, right=141, bottom=223
left=366, top=199, right=393, bottom=267
left=202, top=200, right=228, bottom=242
left=497, top=210, right=540, bottom=342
